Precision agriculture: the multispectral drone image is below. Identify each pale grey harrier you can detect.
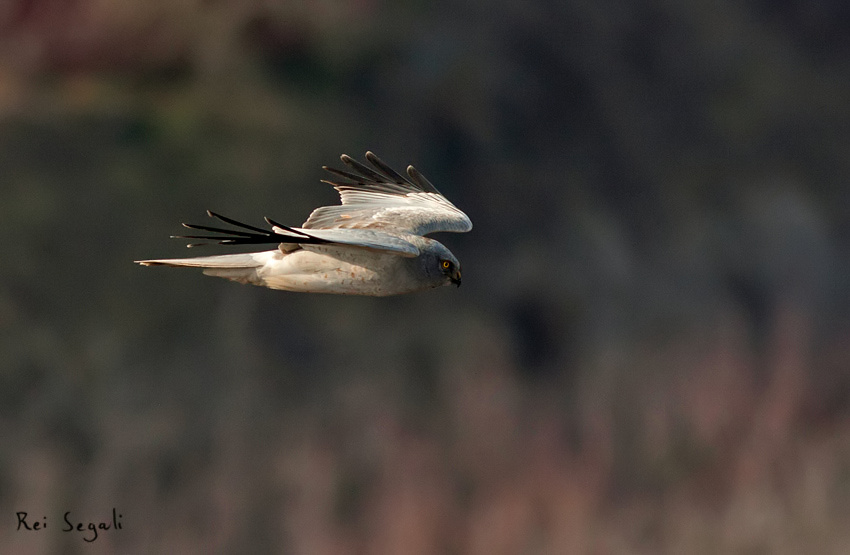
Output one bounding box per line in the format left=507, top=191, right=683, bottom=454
left=136, top=152, right=471, bottom=296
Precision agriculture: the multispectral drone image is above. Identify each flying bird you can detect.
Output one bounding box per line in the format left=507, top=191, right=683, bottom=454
left=136, top=152, right=471, bottom=296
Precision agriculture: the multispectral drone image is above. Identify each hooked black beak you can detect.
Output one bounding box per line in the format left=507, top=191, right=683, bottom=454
left=450, top=271, right=462, bottom=288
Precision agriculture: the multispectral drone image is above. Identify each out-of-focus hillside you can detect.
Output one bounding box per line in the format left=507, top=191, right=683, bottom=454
left=2, top=1, right=850, bottom=552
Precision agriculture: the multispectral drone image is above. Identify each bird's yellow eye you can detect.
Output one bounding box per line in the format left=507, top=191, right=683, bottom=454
left=441, top=260, right=451, bottom=270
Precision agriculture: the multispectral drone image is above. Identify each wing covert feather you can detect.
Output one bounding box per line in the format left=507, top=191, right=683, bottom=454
left=272, top=226, right=421, bottom=257
left=302, top=152, right=472, bottom=236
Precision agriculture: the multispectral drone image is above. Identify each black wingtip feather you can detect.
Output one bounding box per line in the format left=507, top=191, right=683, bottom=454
left=323, top=152, right=441, bottom=195
left=323, top=166, right=367, bottom=183
left=406, top=165, right=440, bottom=194
left=264, top=215, right=291, bottom=230
left=207, top=210, right=270, bottom=234
left=341, top=154, right=387, bottom=183
left=365, top=151, right=408, bottom=185
left=170, top=211, right=334, bottom=248
left=181, top=222, right=258, bottom=237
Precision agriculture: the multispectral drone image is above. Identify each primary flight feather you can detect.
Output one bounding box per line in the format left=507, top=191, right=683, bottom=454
left=136, top=152, right=471, bottom=296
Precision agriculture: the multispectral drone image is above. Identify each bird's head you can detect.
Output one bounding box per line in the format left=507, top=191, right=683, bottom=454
left=439, top=256, right=462, bottom=287
left=418, top=241, right=461, bottom=288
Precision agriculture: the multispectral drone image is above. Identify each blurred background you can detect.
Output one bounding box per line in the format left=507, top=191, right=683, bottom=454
left=2, top=0, right=850, bottom=553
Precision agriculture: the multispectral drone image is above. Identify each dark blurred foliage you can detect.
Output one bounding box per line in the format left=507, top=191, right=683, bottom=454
left=2, top=0, right=850, bottom=552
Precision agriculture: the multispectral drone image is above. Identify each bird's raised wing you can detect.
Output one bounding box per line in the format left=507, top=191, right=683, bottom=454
left=302, top=151, right=472, bottom=236
left=174, top=210, right=421, bottom=257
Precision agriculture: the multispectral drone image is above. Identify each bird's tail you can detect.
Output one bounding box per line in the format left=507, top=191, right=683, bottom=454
left=136, top=252, right=276, bottom=285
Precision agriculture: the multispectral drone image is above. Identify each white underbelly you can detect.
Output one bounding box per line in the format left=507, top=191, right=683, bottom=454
left=257, top=247, right=410, bottom=296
